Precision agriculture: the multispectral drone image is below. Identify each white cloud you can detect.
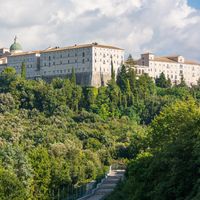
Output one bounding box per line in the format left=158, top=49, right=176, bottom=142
left=0, top=0, right=200, bottom=61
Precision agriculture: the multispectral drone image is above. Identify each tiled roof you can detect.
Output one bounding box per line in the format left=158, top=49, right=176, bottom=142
left=154, top=57, right=175, bottom=63
left=184, top=60, right=200, bottom=65
left=154, top=56, right=200, bottom=65
left=42, top=43, right=124, bottom=53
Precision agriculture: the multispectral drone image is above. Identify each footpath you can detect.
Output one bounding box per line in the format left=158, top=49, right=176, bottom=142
left=78, top=169, right=125, bottom=200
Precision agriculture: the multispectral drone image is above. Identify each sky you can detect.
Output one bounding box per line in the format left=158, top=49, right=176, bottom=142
left=188, top=0, right=200, bottom=9
left=0, top=0, right=200, bottom=60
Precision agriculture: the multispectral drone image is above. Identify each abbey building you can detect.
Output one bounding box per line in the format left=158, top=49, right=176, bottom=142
left=133, top=53, right=200, bottom=86
left=1, top=37, right=200, bottom=87
left=0, top=37, right=124, bottom=87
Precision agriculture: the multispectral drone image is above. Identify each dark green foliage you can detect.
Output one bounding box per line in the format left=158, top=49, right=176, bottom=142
left=0, top=167, right=26, bottom=200
left=111, top=58, right=115, bottom=82
left=0, top=66, right=199, bottom=200
left=127, top=68, right=137, bottom=94
left=21, top=62, right=26, bottom=79
left=0, top=93, right=16, bottom=113
left=0, top=67, right=17, bottom=92
left=116, top=65, right=128, bottom=92
left=177, top=74, right=188, bottom=88
left=155, top=72, right=171, bottom=88
left=107, top=100, right=200, bottom=200
left=71, top=67, right=76, bottom=85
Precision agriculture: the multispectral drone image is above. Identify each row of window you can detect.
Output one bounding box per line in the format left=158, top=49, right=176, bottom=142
left=149, top=63, right=197, bottom=70
left=43, top=58, right=122, bottom=67
left=42, top=54, right=123, bottom=61
left=12, top=64, right=36, bottom=69
left=137, top=69, right=197, bottom=79
left=94, top=67, right=110, bottom=72
left=43, top=67, right=90, bottom=75
left=43, top=58, right=91, bottom=67
left=9, top=58, right=35, bottom=62
left=95, top=59, right=121, bottom=65
left=43, top=52, right=89, bottom=60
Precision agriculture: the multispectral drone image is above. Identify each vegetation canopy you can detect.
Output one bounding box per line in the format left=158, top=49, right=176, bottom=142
left=0, top=65, right=200, bottom=200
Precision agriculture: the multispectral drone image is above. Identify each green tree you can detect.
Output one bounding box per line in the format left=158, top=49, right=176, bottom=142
left=111, top=58, right=115, bottom=82
left=0, top=67, right=17, bottom=92
left=0, top=93, right=16, bottom=113
left=107, top=100, right=200, bottom=200
left=116, top=65, right=128, bottom=92
left=71, top=67, right=76, bottom=85
left=0, top=167, right=26, bottom=200
left=127, top=68, right=137, bottom=95
left=21, top=62, right=26, bottom=79
left=29, top=147, right=51, bottom=200
left=125, top=54, right=135, bottom=68
left=155, top=72, right=171, bottom=88
left=137, top=73, right=156, bottom=100
left=177, top=74, right=187, bottom=88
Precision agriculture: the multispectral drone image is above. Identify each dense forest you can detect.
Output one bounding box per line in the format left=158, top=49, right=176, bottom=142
left=0, top=63, right=200, bottom=200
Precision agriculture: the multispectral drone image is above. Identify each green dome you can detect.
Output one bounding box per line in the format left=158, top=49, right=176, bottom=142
left=10, top=36, right=22, bottom=52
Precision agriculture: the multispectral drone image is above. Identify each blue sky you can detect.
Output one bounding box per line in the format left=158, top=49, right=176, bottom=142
left=188, top=0, right=200, bottom=9
left=0, top=0, right=200, bottom=61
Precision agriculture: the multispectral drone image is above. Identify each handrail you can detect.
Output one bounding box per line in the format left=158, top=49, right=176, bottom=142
left=76, top=166, right=112, bottom=200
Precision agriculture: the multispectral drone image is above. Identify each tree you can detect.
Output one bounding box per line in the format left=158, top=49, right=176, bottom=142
left=21, top=62, right=26, bottom=79
left=0, top=167, right=26, bottom=200
left=155, top=72, right=171, bottom=88
left=177, top=74, right=187, bottom=88
left=71, top=67, right=76, bottom=85
left=0, top=93, right=16, bottom=113
left=0, top=67, right=17, bottom=92
left=116, top=65, right=128, bottom=92
left=111, top=58, right=115, bottom=82
left=107, top=100, right=200, bottom=200
left=127, top=68, right=137, bottom=95
left=29, top=147, right=51, bottom=200
left=137, top=74, right=156, bottom=100
left=125, top=54, right=135, bottom=67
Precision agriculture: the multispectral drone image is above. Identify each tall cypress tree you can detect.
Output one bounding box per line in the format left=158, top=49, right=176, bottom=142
left=116, top=65, right=128, bottom=92
left=111, top=58, right=115, bottom=82
left=71, top=67, right=76, bottom=85
left=127, top=68, right=137, bottom=94
left=21, top=62, right=26, bottom=79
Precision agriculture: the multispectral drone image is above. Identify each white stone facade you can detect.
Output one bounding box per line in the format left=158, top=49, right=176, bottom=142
left=0, top=43, right=124, bottom=87
left=40, top=43, right=124, bottom=87
left=135, top=53, right=200, bottom=86
left=92, top=45, right=124, bottom=86
left=7, top=52, right=40, bottom=78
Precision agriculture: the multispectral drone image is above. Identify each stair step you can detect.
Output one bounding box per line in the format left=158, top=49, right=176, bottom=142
left=99, top=184, right=117, bottom=189
left=95, top=188, right=114, bottom=195
left=78, top=169, right=125, bottom=200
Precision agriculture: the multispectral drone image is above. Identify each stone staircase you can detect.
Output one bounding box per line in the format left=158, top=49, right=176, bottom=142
left=81, top=170, right=125, bottom=200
